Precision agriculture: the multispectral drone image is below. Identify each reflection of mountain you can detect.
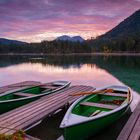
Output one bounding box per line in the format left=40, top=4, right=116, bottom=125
left=0, top=55, right=139, bottom=93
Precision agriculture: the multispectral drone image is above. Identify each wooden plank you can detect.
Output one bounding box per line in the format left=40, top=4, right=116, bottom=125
left=0, top=86, right=92, bottom=133
left=0, top=86, right=74, bottom=119
left=13, top=92, right=35, bottom=97
left=80, top=102, right=119, bottom=110
left=9, top=86, right=93, bottom=132
left=0, top=86, right=85, bottom=122
left=128, top=116, right=140, bottom=140
left=0, top=86, right=91, bottom=126
left=0, top=92, right=69, bottom=128
left=0, top=85, right=93, bottom=132
left=99, top=92, right=127, bottom=98
left=25, top=134, right=41, bottom=140
left=117, top=102, right=140, bottom=140
left=0, top=92, right=68, bottom=126
left=0, top=96, right=68, bottom=133
left=2, top=99, right=67, bottom=134
left=16, top=94, right=87, bottom=131
left=1, top=95, right=68, bottom=134
left=1, top=86, right=94, bottom=135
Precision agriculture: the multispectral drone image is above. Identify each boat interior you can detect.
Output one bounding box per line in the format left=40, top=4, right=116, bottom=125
left=0, top=83, right=62, bottom=101
left=72, top=89, right=128, bottom=117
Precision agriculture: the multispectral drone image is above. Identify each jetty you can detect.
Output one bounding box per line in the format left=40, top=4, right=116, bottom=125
left=117, top=102, right=140, bottom=140
left=0, top=81, right=94, bottom=139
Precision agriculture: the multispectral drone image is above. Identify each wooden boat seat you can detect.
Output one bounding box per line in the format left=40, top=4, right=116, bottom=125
left=80, top=102, right=119, bottom=110
left=40, top=85, right=57, bottom=89
left=13, top=92, right=35, bottom=97
left=99, top=92, right=127, bottom=98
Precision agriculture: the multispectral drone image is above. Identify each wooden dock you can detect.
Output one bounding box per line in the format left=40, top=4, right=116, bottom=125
left=0, top=82, right=94, bottom=138
left=117, top=102, right=140, bottom=140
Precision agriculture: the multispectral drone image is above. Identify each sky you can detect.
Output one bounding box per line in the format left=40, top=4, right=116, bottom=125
left=0, top=0, right=140, bottom=42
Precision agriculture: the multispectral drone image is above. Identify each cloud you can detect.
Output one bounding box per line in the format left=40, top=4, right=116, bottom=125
left=0, top=0, right=140, bottom=42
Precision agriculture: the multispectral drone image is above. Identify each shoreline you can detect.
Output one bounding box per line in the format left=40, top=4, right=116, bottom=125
left=0, top=52, right=140, bottom=56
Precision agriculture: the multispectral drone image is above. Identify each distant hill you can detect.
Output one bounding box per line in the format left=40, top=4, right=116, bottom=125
left=0, top=38, right=27, bottom=45
left=100, top=9, right=140, bottom=39
left=56, top=35, right=84, bottom=42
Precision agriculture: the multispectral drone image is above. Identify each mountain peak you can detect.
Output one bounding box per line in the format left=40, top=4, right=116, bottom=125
left=56, top=35, right=84, bottom=42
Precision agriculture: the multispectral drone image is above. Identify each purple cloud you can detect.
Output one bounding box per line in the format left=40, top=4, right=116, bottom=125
left=0, top=0, right=140, bottom=42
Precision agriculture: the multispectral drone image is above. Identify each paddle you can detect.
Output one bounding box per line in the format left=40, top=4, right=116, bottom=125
left=70, top=88, right=114, bottom=96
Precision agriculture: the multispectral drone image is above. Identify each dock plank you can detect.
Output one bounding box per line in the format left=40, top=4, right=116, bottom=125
left=117, top=102, right=140, bottom=140
left=0, top=86, right=86, bottom=122
left=0, top=85, right=94, bottom=135
left=2, top=86, right=93, bottom=134
left=0, top=86, right=91, bottom=131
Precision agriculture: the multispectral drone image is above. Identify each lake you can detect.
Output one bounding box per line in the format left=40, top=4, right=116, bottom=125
left=0, top=55, right=140, bottom=140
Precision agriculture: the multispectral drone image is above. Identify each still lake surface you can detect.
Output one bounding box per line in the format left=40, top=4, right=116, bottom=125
left=0, top=55, right=140, bottom=140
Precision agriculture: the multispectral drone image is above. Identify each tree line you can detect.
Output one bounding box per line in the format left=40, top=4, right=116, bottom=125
left=90, top=35, right=140, bottom=53
left=0, top=40, right=91, bottom=54
left=0, top=36, right=140, bottom=53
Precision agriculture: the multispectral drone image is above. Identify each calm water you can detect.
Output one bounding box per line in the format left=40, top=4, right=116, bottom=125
left=0, top=55, right=140, bottom=140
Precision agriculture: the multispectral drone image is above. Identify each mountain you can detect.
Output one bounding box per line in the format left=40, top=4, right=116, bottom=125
left=0, top=38, right=27, bottom=45
left=56, top=35, right=84, bottom=42
left=90, top=9, right=140, bottom=52
left=100, top=9, right=140, bottom=39
left=72, top=36, right=85, bottom=42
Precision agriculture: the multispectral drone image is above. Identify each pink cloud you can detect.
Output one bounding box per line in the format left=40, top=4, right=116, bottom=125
left=0, top=0, right=140, bottom=42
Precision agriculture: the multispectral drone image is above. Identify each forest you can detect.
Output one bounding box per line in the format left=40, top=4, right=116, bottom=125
left=0, top=36, right=140, bottom=53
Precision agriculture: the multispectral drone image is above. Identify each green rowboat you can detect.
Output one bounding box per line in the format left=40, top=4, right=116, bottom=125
left=0, top=81, right=70, bottom=113
left=60, top=85, right=132, bottom=140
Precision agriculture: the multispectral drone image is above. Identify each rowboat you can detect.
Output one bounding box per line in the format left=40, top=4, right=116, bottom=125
left=60, top=85, right=132, bottom=140
left=0, top=81, right=70, bottom=113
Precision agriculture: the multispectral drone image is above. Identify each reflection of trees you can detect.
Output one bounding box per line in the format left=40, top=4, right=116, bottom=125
left=0, top=55, right=140, bottom=93
left=94, top=55, right=140, bottom=93
left=0, top=56, right=29, bottom=67
left=0, top=55, right=93, bottom=68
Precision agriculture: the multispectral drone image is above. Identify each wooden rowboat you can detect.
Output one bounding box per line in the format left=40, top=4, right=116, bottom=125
left=60, top=85, right=132, bottom=140
left=0, top=81, right=70, bottom=113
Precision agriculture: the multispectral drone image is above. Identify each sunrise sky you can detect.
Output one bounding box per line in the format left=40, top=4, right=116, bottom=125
left=0, top=0, right=140, bottom=42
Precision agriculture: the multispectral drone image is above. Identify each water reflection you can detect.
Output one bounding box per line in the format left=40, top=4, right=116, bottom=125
left=0, top=55, right=140, bottom=108
left=0, top=55, right=140, bottom=140
left=0, top=55, right=121, bottom=87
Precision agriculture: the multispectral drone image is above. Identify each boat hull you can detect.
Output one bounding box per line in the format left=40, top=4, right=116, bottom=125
left=0, top=81, right=70, bottom=113
left=63, top=105, right=128, bottom=140
left=0, top=96, right=38, bottom=113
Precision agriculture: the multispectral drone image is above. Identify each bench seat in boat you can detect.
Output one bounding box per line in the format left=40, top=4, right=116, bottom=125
left=80, top=102, right=119, bottom=110
left=13, top=92, right=35, bottom=97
